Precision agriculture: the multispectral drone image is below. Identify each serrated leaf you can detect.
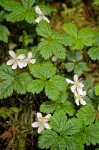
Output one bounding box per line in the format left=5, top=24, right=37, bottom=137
left=38, top=40, right=66, bottom=59
left=95, top=85, right=99, bottom=95
left=29, top=62, right=56, bottom=79
left=38, top=130, right=58, bottom=149
left=76, top=103, right=96, bottom=125
left=64, top=118, right=83, bottom=135
left=67, top=51, right=83, bottom=61
left=63, top=23, right=78, bottom=38
left=84, top=120, right=99, bottom=145
left=65, top=62, right=75, bottom=72
left=40, top=101, right=57, bottom=113
left=78, top=28, right=95, bottom=46
left=74, top=62, right=88, bottom=76
left=88, top=47, right=99, bottom=60
left=50, top=110, right=67, bottom=133
left=36, top=20, right=52, bottom=38
left=0, top=25, right=10, bottom=42
left=0, top=0, right=36, bottom=23
left=84, top=77, right=94, bottom=91
left=27, top=79, right=45, bottom=94
left=14, top=72, right=32, bottom=94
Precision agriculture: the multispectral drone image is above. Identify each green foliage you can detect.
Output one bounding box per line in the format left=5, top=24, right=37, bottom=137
left=84, top=119, right=99, bottom=145
left=0, top=0, right=36, bottom=23
left=27, top=62, right=67, bottom=100
left=0, top=64, right=32, bottom=98
left=0, top=25, right=10, bottom=42
left=63, top=23, right=95, bottom=50
left=95, top=85, right=99, bottom=95
left=36, top=21, right=72, bottom=59
left=65, top=62, right=88, bottom=76
left=76, top=103, right=96, bottom=125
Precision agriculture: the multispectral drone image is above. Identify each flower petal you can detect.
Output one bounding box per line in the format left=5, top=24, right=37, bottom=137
left=74, top=74, right=78, bottom=82
left=71, top=85, right=76, bottom=93
left=9, top=50, right=16, bottom=58
left=44, top=123, right=51, bottom=129
left=12, top=62, right=17, bottom=69
left=43, top=16, right=50, bottom=23
left=35, top=6, right=42, bottom=15
left=75, top=98, right=80, bottom=106
left=79, top=83, right=84, bottom=88
left=45, top=114, right=51, bottom=120
left=38, top=125, right=44, bottom=133
left=35, top=16, right=42, bottom=23
left=28, top=52, right=32, bottom=59
left=80, top=98, right=86, bottom=105
left=30, top=59, right=36, bottom=64
left=37, top=112, right=42, bottom=120
left=7, top=59, right=14, bottom=65
left=32, top=122, right=40, bottom=128
left=17, top=61, right=24, bottom=68
left=17, top=54, right=25, bottom=59
left=66, top=78, right=74, bottom=84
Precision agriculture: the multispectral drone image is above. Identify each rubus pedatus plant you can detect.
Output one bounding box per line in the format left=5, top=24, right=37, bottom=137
left=0, top=0, right=99, bottom=149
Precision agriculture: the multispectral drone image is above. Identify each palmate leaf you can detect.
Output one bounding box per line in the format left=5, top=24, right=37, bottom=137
left=63, top=23, right=95, bottom=50
left=76, top=103, right=96, bottom=125
left=84, top=119, right=99, bottom=145
left=0, top=0, right=36, bottom=23
left=0, top=25, right=10, bottom=42
left=0, top=64, right=32, bottom=98
left=36, top=20, right=72, bottom=59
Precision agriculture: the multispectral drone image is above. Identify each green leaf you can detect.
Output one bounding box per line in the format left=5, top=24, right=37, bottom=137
left=0, top=25, right=10, bottom=42
left=36, top=20, right=52, bottom=38
left=84, top=77, right=94, bottom=91
left=63, top=23, right=78, bottom=38
left=67, top=51, right=83, bottom=61
left=38, top=130, right=58, bottom=149
left=76, top=103, right=96, bottom=125
left=84, top=119, right=99, bottom=145
left=64, top=118, right=83, bottom=135
left=65, top=62, right=75, bottom=72
left=27, top=79, right=45, bottom=94
left=40, top=101, right=57, bottom=113
left=95, top=85, right=99, bottom=95
left=50, top=110, right=67, bottom=133
left=78, top=28, right=95, bottom=47
left=0, top=0, right=36, bottom=23
left=88, top=47, right=99, bottom=60
left=14, top=72, right=32, bottom=94
left=29, top=61, right=56, bottom=79
left=38, top=40, right=66, bottom=59
left=74, top=62, right=88, bottom=76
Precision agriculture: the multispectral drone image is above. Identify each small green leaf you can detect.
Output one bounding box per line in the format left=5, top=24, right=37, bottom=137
left=95, top=85, right=99, bottom=95
left=40, top=101, right=57, bottom=113
left=74, top=62, right=88, bottom=76
left=88, top=47, right=99, bottom=60
left=0, top=25, right=10, bottom=42
left=50, top=110, right=67, bottom=133
left=21, top=0, right=35, bottom=9
left=76, top=103, right=96, bottom=125
left=65, top=62, right=75, bottom=72
left=84, top=77, right=94, bottom=91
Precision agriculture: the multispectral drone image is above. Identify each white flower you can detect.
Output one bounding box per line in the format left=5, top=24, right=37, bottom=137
left=23, top=52, right=36, bottom=67
left=35, top=6, right=50, bottom=23
left=66, top=74, right=84, bottom=93
left=32, top=112, right=51, bottom=133
left=7, top=50, right=25, bottom=69
left=74, top=91, right=86, bottom=106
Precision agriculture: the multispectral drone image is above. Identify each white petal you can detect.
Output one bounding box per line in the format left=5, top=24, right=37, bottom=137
left=71, top=85, right=76, bottom=93
left=9, top=50, right=16, bottom=58
left=74, top=91, right=78, bottom=97
left=66, top=78, right=74, bottom=84
left=45, top=114, right=51, bottom=120
left=38, top=125, right=44, bottom=133
left=30, top=59, right=36, bottom=64
left=28, top=52, right=32, bottom=59
left=74, top=75, right=78, bottom=82
left=79, top=90, right=86, bottom=96
left=32, top=122, right=40, bottom=128
left=7, top=59, right=14, bottom=65
left=35, top=16, right=42, bottom=23
left=75, top=98, right=80, bottom=105
left=17, top=54, right=25, bottom=59
left=80, top=98, right=86, bottom=105
left=79, top=83, right=84, bottom=88
left=42, top=16, right=50, bottom=23
left=22, top=60, right=27, bottom=67
left=77, top=87, right=84, bottom=94
left=17, top=61, right=24, bottom=68
left=35, top=6, right=42, bottom=15
left=37, top=112, right=42, bottom=120
left=44, top=123, right=51, bottom=129
left=12, top=62, right=17, bottom=69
